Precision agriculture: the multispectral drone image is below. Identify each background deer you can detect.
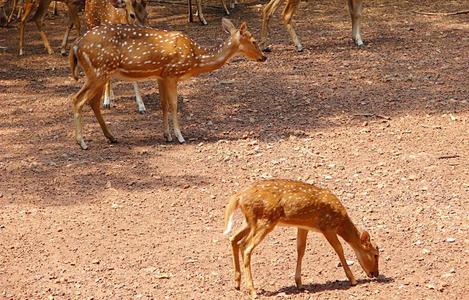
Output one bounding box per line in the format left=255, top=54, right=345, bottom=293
left=69, top=18, right=266, bottom=150
left=85, top=0, right=148, bottom=113
left=261, top=0, right=364, bottom=52
left=224, top=179, right=380, bottom=298
left=187, top=0, right=230, bottom=25
left=18, top=0, right=84, bottom=55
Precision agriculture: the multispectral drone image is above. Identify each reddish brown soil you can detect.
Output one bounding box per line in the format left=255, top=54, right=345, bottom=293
left=0, top=0, right=468, bottom=299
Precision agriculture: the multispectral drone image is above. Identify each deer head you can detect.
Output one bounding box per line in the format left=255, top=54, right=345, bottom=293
left=354, top=231, right=380, bottom=278
left=222, top=18, right=267, bottom=62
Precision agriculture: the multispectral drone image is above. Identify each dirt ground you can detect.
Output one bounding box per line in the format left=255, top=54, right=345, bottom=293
left=0, top=0, right=468, bottom=299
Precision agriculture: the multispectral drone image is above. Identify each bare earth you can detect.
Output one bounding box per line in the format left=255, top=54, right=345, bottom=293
left=0, top=0, right=468, bottom=299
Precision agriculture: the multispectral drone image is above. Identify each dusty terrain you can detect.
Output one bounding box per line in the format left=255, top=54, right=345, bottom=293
left=0, top=0, right=468, bottom=299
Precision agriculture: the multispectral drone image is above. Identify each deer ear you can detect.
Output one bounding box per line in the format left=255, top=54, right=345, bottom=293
left=222, top=18, right=236, bottom=34
left=239, top=22, right=248, bottom=34
left=360, top=231, right=370, bottom=244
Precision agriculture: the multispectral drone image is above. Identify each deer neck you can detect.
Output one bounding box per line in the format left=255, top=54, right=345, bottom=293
left=337, top=217, right=363, bottom=251
left=191, top=36, right=240, bottom=76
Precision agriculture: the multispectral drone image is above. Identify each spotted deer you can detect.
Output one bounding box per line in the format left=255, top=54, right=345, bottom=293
left=18, top=0, right=84, bottom=55
left=85, top=0, right=148, bottom=113
left=224, top=179, right=380, bottom=298
left=69, top=19, right=266, bottom=149
left=187, top=0, right=230, bottom=25
left=261, top=0, right=364, bottom=52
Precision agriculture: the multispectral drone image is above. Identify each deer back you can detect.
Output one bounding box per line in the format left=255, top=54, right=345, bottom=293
left=239, top=180, right=350, bottom=230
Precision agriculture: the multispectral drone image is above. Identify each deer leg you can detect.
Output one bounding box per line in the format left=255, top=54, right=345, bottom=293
left=195, top=0, right=207, bottom=25
left=158, top=79, right=172, bottom=142
left=72, top=81, right=95, bottom=150
left=32, top=0, right=54, bottom=55
left=188, top=0, right=193, bottom=22
left=89, top=86, right=117, bottom=144
left=230, top=225, right=250, bottom=290
left=133, top=82, right=146, bottom=113
left=18, top=0, right=34, bottom=55
left=52, top=1, right=58, bottom=15
left=282, top=0, right=302, bottom=52
left=260, top=0, right=283, bottom=52
left=164, top=79, right=185, bottom=144
left=295, top=228, right=308, bottom=288
left=103, top=81, right=112, bottom=109
left=60, top=20, right=73, bottom=56
left=7, top=0, right=17, bottom=23
left=348, top=0, right=363, bottom=46
left=221, top=0, right=230, bottom=15
left=60, top=4, right=80, bottom=56
left=242, top=222, right=274, bottom=299
left=322, top=230, right=357, bottom=285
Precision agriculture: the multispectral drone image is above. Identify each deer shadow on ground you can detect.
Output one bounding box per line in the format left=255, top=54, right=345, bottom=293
left=261, top=275, right=394, bottom=297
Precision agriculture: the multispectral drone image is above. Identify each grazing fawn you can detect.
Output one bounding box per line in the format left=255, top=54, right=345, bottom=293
left=18, top=0, right=84, bottom=55
left=69, top=19, right=266, bottom=149
left=85, top=0, right=148, bottom=113
left=224, top=179, right=380, bottom=298
left=261, top=0, right=364, bottom=52
left=187, top=0, right=230, bottom=25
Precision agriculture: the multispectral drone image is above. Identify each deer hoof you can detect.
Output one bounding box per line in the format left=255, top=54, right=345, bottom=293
left=262, top=45, right=272, bottom=53
left=103, top=103, right=111, bottom=109
left=78, top=141, right=88, bottom=150
left=109, top=137, right=117, bottom=144
left=296, top=45, right=304, bottom=52
left=60, top=49, right=68, bottom=56
left=354, top=39, right=364, bottom=47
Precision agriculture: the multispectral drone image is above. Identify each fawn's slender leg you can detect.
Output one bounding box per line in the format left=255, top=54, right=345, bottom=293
left=295, top=228, right=308, bottom=288
left=322, top=230, right=357, bottom=285
left=18, top=0, right=34, bottom=55
left=158, top=79, right=172, bottom=142
left=89, top=86, right=117, bottom=144
left=260, top=0, right=283, bottom=51
left=230, top=225, right=250, bottom=290
left=133, top=82, right=145, bottom=113
left=242, top=222, right=275, bottom=298
left=282, top=0, right=302, bottom=52
left=164, top=78, right=185, bottom=143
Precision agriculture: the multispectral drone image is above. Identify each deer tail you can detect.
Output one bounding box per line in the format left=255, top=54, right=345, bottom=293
left=69, top=45, right=79, bottom=81
left=223, top=193, right=240, bottom=236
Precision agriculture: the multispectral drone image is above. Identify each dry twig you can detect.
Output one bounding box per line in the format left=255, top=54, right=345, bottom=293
left=412, top=10, right=469, bottom=16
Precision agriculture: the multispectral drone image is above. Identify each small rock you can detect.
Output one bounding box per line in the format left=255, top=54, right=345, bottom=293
left=324, top=175, right=333, bottom=180
left=92, top=260, right=100, bottom=264
left=425, top=283, right=435, bottom=290
left=111, top=203, right=120, bottom=209
left=446, top=237, right=456, bottom=243
left=422, top=248, right=430, bottom=255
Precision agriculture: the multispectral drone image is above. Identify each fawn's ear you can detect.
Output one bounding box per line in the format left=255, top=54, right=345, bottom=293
left=239, top=22, right=248, bottom=34
left=360, top=231, right=371, bottom=245
left=222, top=18, right=236, bottom=34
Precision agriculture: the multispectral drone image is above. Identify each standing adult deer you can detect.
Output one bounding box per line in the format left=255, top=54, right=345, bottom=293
left=85, top=0, right=148, bottom=113
left=224, top=179, right=380, bottom=298
left=187, top=0, right=230, bottom=25
left=18, top=0, right=84, bottom=55
left=261, top=0, right=364, bottom=52
left=69, top=19, right=267, bottom=149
